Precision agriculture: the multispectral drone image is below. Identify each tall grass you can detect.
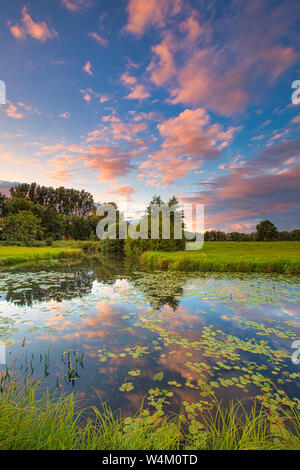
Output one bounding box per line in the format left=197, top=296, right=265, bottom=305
left=0, top=377, right=299, bottom=450
left=0, top=246, right=82, bottom=266
left=141, top=242, right=300, bottom=274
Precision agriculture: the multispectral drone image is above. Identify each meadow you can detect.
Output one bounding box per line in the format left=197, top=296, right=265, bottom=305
left=0, top=245, right=82, bottom=266
left=141, top=242, right=300, bottom=274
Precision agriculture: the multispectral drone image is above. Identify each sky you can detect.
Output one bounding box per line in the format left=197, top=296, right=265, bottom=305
left=0, top=0, right=300, bottom=232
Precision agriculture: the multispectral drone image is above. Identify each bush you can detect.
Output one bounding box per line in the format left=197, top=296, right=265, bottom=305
left=99, top=238, right=125, bottom=255
left=45, top=237, right=54, bottom=246
left=2, top=211, right=44, bottom=246
left=125, top=237, right=185, bottom=257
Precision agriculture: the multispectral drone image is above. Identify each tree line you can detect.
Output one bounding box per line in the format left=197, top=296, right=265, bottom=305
left=205, top=220, right=300, bottom=242
left=0, top=184, right=299, bottom=247
left=0, top=183, right=98, bottom=245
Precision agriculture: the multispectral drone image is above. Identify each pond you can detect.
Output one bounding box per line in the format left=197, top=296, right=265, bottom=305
left=0, top=258, right=299, bottom=418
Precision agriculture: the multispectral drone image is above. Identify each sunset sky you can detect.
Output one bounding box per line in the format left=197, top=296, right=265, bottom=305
left=0, top=0, right=300, bottom=231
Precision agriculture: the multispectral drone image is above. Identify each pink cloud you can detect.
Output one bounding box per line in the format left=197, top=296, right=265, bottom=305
left=291, top=115, right=300, bottom=124
left=106, top=185, right=138, bottom=196
left=61, top=0, right=92, bottom=13
left=147, top=33, right=176, bottom=85
left=125, top=0, right=182, bottom=36
left=80, top=88, right=110, bottom=104
left=47, top=154, right=79, bottom=182
left=86, top=114, right=148, bottom=143
left=140, top=107, right=238, bottom=184
left=9, top=6, right=58, bottom=42
left=83, top=146, right=139, bottom=182
left=83, top=61, right=93, bottom=76
left=88, top=32, right=108, bottom=46
left=42, top=114, right=147, bottom=184
left=121, top=72, right=150, bottom=100
left=182, top=139, right=300, bottom=230
left=146, top=1, right=297, bottom=115
left=5, top=101, right=24, bottom=119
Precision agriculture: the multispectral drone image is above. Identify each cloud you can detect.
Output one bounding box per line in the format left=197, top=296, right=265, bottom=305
left=47, top=154, right=80, bottom=182
left=83, top=146, right=139, bottom=181
left=1, top=153, right=40, bottom=166
left=86, top=113, right=148, bottom=143
left=59, top=112, right=71, bottom=119
left=147, top=33, right=176, bottom=85
left=5, top=101, right=24, bottom=119
left=105, top=185, right=138, bottom=197
left=0, top=180, right=20, bottom=196
left=41, top=111, right=149, bottom=184
left=146, top=0, right=298, bottom=115
left=291, top=115, right=300, bottom=124
left=83, top=61, right=93, bottom=76
left=80, top=88, right=111, bottom=103
left=47, top=146, right=138, bottom=183
left=61, top=0, right=92, bottom=13
left=121, top=72, right=150, bottom=100
left=88, top=32, right=108, bottom=46
left=181, top=139, right=300, bottom=231
left=9, top=6, right=58, bottom=42
left=139, top=107, right=238, bottom=184
left=125, top=0, right=182, bottom=36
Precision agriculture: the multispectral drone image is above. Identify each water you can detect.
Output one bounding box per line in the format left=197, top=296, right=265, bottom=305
left=0, top=258, right=299, bottom=416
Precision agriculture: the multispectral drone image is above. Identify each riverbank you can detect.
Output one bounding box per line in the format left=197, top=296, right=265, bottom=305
left=141, top=242, right=300, bottom=274
left=1, top=241, right=300, bottom=273
left=0, top=246, right=82, bottom=266
left=0, top=378, right=299, bottom=450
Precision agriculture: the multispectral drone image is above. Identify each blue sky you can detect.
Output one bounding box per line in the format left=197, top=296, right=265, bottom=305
left=0, top=0, right=300, bottom=231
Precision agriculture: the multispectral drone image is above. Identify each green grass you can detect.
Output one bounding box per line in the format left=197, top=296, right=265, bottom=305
left=141, top=242, right=300, bottom=274
left=0, top=377, right=299, bottom=450
left=0, top=246, right=82, bottom=266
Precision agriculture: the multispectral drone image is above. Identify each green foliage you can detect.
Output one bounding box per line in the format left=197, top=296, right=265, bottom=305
left=0, top=246, right=82, bottom=266
left=41, top=206, right=66, bottom=240
left=10, top=182, right=95, bottom=217
left=125, top=195, right=185, bottom=256
left=0, top=378, right=299, bottom=450
left=0, top=183, right=99, bottom=242
left=45, top=237, right=54, bottom=246
left=1, top=210, right=44, bottom=246
left=256, top=220, right=279, bottom=241
left=141, top=242, right=300, bottom=274
left=0, top=192, right=8, bottom=217
left=100, top=237, right=125, bottom=254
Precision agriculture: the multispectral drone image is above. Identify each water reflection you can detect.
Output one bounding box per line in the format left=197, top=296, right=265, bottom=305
left=0, top=259, right=299, bottom=416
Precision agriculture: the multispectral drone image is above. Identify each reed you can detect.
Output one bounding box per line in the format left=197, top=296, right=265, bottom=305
left=0, top=377, right=299, bottom=450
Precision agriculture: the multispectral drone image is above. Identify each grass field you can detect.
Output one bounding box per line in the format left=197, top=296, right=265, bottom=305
left=141, top=242, right=300, bottom=274
left=0, top=246, right=82, bottom=266
left=0, top=377, right=299, bottom=450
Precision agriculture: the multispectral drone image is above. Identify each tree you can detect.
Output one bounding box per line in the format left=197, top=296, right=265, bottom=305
left=147, top=195, right=164, bottom=216
left=10, top=183, right=95, bottom=217
left=41, top=207, right=66, bottom=240
left=2, top=211, right=44, bottom=245
left=0, top=192, right=8, bottom=218
left=6, top=197, right=44, bottom=218
left=256, top=220, right=278, bottom=241
left=289, top=229, right=300, bottom=241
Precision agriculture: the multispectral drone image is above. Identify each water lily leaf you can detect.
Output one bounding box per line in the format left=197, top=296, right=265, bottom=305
left=152, top=372, right=164, bottom=382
